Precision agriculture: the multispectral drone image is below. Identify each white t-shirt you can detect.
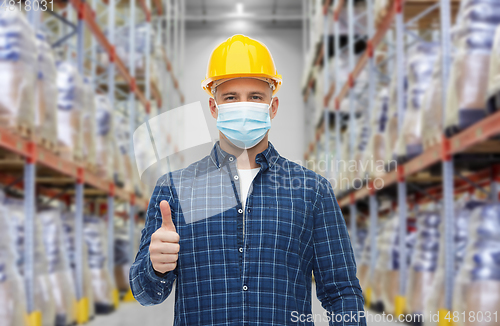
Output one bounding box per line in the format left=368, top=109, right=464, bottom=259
left=237, top=167, right=260, bottom=209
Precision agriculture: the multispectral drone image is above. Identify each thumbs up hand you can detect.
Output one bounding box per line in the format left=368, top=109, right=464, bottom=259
left=149, top=200, right=180, bottom=275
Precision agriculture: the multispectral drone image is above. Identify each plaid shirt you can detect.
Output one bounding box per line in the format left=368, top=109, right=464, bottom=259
left=130, top=141, right=366, bottom=325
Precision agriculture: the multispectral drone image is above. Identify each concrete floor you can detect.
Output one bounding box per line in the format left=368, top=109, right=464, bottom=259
left=87, top=282, right=406, bottom=326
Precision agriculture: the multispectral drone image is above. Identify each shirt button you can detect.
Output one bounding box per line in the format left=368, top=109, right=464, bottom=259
left=229, top=156, right=234, bottom=162
left=234, top=175, right=239, bottom=180
left=243, top=285, right=248, bottom=291
left=239, top=247, right=243, bottom=253
left=161, top=280, right=166, bottom=284
left=247, top=208, right=251, bottom=213
left=157, top=292, right=162, bottom=296
left=238, top=208, right=243, bottom=214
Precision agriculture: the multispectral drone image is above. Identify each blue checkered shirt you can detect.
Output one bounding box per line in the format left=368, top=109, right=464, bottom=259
left=129, top=141, right=366, bottom=325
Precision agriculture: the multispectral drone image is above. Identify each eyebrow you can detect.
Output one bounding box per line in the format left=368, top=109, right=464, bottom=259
left=221, top=92, right=238, bottom=97
left=220, top=91, right=268, bottom=97
left=249, top=92, right=267, bottom=97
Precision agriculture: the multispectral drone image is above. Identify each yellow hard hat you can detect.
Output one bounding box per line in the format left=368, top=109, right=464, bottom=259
left=201, top=34, right=282, bottom=97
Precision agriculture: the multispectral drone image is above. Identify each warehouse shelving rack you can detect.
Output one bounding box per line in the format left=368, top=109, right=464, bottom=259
left=303, top=0, right=500, bottom=320
left=0, top=1, right=185, bottom=325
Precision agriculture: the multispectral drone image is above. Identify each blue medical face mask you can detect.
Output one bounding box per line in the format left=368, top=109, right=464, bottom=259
left=215, top=98, right=274, bottom=149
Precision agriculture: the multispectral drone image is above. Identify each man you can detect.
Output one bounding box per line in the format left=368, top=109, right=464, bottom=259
left=130, top=34, right=367, bottom=325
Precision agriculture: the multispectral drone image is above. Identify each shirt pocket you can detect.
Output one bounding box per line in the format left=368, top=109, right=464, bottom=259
left=258, top=197, right=312, bottom=258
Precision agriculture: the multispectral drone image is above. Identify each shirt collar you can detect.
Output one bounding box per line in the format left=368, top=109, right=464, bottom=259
left=209, top=141, right=280, bottom=171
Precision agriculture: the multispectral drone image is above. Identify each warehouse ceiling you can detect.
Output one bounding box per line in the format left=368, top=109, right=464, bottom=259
left=185, top=0, right=303, bottom=29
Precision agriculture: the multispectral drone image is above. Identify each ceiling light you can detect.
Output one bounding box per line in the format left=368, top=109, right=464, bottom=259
left=236, top=3, right=244, bottom=15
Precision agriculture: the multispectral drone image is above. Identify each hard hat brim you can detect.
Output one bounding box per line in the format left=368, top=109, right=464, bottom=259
left=201, top=73, right=282, bottom=98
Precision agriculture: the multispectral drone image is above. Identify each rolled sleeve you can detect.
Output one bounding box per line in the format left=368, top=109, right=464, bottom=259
left=145, top=251, right=177, bottom=284
left=311, top=177, right=367, bottom=326
left=129, top=174, right=178, bottom=306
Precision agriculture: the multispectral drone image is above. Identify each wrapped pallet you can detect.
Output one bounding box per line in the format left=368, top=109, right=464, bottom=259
left=364, top=87, right=389, bottom=178
left=453, top=202, right=500, bottom=326
left=312, top=136, right=323, bottom=176
left=371, top=217, right=392, bottom=312
left=354, top=69, right=369, bottom=104
left=384, top=69, right=407, bottom=164
left=421, top=27, right=461, bottom=148
left=0, top=9, right=37, bottom=133
left=60, top=212, right=95, bottom=320
left=116, top=121, right=138, bottom=194
left=353, top=117, right=370, bottom=181
left=95, top=94, right=114, bottom=180
left=357, top=209, right=393, bottom=298
left=113, top=114, right=128, bottom=189
left=378, top=212, right=417, bottom=315
left=39, top=209, right=77, bottom=326
left=155, top=45, right=169, bottom=106
left=150, top=50, right=162, bottom=103
left=395, top=42, right=438, bottom=160
left=406, top=205, right=441, bottom=319
left=356, top=227, right=369, bottom=261
left=84, top=215, right=115, bottom=314
left=114, top=223, right=131, bottom=293
left=57, top=62, right=84, bottom=161
left=445, top=0, right=500, bottom=135
left=314, top=65, right=324, bottom=127
left=420, top=54, right=444, bottom=150
left=0, top=193, right=27, bottom=326
left=104, top=23, right=161, bottom=93
left=114, top=23, right=155, bottom=71
left=82, top=78, right=97, bottom=168
left=357, top=235, right=374, bottom=294
left=339, top=120, right=351, bottom=192
left=378, top=214, right=400, bottom=315
left=424, top=196, right=485, bottom=326
left=5, top=198, right=56, bottom=326
left=487, top=25, right=500, bottom=113
left=329, top=54, right=350, bottom=97
left=34, top=32, right=58, bottom=147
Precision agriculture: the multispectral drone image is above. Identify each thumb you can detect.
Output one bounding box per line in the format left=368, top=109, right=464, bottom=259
left=160, top=200, right=175, bottom=232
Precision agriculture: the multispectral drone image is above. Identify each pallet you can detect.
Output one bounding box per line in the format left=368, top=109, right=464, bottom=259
left=407, top=172, right=443, bottom=184
left=85, top=161, right=98, bottom=174
left=15, top=123, right=34, bottom=140
left=58, top=147, right=84, bottom=164
left=423, top=133, right=441, bottom=150
left=0, top=115, right=34, bottom=139
left=73, top=154, right=84, bottom=164
left=37, top=137, right=59, bottom=154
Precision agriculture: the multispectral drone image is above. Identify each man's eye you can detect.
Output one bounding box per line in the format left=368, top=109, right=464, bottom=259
left=225, top=96, right=236, bottom=101
left=251, top=96, right=263, bottom=100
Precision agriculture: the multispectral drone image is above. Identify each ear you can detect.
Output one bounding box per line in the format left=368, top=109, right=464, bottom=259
left=270, top=97, right=279, bottom=119
left=209, top=97, right=218, bottom=119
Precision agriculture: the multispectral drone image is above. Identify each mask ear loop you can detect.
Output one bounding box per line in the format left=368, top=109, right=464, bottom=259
left=213, top=97, right=220, bottom=111
left=268, top=97, right=275, bottom=125
left=268, top=97, right=275, bottom=110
